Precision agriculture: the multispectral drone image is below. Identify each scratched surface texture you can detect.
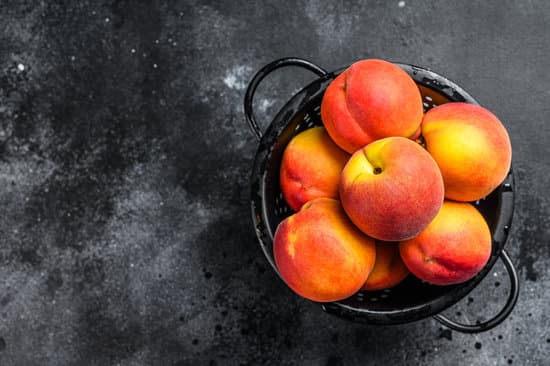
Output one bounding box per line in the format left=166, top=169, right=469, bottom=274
left=0, top=1, right=548, bottom=365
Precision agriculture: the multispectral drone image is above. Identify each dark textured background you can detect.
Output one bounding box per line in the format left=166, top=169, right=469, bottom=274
left=0, top=1, right=549, bottom=365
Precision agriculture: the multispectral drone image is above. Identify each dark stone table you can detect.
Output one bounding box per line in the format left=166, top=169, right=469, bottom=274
left=0, top=1, right=548, bottom=365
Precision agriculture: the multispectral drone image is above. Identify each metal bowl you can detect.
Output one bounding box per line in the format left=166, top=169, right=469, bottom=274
left=244, top=58, right=519, bottom=333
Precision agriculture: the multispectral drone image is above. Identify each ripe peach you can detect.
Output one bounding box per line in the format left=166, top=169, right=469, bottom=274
left=362, top=241, right=409, bottom=291
left=273, top=198, right=376, bottom=302
left=422, top=102, right=512, bottom=202
left=399, top=200, right=492, bottom=286
left=280, top=127, right=349, bottom=211
left=339, top=136, right=444, bottom=241
left=321, top=59, right=423, bottom=153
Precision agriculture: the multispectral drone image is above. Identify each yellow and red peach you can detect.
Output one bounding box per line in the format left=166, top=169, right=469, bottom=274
left=422, top=102, right=512, bottom=202
left=273, top=198, right=376, bottom=302
left=339, top=136, right=444, bottom=241
left=279, top=127, right=350, bottom=211
left=399, top=200, right=492, bottom=286
left=362, top=241, right=409, bottom=291
left=321, top=59, right=423, bottom=153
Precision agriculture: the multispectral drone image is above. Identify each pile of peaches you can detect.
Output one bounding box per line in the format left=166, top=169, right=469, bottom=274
left=273, top=59, right=512, bottom=302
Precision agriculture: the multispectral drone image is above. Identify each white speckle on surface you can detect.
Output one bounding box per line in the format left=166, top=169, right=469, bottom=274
left=155, top=39, right=159, bottom=44
left=153, top=63, right=158, bottom=69
left=131, top=48, right=136, bottom=53
left=398, top=1, right=406, bottom=7
left=70, top=55, right=76, bottom=61
left=258, top=98, right=274, bottom=113
left=222, top=65, right=251, bottom=90
left=105, top=17, right=110, bottom=22
left=17, top=63, right=25, bottom=71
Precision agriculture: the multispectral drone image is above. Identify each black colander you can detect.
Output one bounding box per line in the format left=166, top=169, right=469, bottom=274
left=244, top=57, right=519, bottom=333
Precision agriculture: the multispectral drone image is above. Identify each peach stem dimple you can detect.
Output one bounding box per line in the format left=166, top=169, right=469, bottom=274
left=361, top=148, right=379, bottom=175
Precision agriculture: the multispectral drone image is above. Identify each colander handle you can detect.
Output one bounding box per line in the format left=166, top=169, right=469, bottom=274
left=433, top=249, right=519, bottom=333
left=244, top=57, right=328, bottom=140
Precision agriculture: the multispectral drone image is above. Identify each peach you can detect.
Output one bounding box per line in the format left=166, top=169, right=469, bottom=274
left=280, top=127, right=349, bottom=211
left=273, top=198, right=376, bottom=302
left=339, top=136, right=444, bottom=241
left=321, top=59, right=423, bottom=153
left=362, top=241, right=409, bottom=291
left=399, top=200, right=492, bottom=286
left=422, top=102, right=512, bottom=202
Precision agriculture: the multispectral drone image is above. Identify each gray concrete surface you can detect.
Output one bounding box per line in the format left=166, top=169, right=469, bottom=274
left=0, top=0, right=548, bottom=365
